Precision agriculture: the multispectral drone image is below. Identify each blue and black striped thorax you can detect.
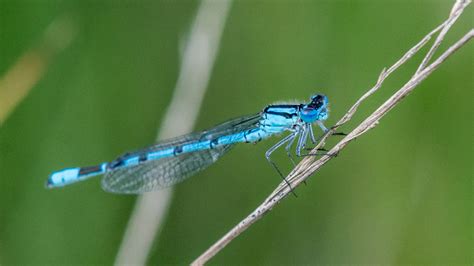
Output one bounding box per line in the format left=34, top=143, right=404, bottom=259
left=261, top=104, right=302, bottom=132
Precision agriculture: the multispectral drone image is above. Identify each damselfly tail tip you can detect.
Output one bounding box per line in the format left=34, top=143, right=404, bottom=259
left=45, top=167, right=81, bottom=189
left=45, top=177, right=56, bottom=189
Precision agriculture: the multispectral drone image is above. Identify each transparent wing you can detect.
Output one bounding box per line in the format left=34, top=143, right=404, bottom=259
left=102, top=145, right=232, bottom=194
left=101, top=114, right=261, bottom=194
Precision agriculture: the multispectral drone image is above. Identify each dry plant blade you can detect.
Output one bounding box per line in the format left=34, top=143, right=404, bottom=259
left=416, top=0, right=470, bottom=74
left=0, top=16, right=77, bottom=126
left=191, top=1, right=472, bottom=265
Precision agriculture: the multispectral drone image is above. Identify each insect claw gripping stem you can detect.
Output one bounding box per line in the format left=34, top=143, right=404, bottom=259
left=284, top=132, right=298, bottom=167
left=305, top=147, right=328, bottom=151
left=265, top=133, right=299, bottom=197
left=329, top=124, right=347, bottom=136
left=297, top=148, right=338, bottom=158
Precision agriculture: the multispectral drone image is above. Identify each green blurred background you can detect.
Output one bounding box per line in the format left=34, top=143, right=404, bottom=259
left=0, top=0, right=472, bottom=265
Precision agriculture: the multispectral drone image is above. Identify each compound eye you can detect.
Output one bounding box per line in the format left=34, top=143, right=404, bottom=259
left=309, top=95, right=324, bottom=108
left=311, top=94, right=323, bottom=101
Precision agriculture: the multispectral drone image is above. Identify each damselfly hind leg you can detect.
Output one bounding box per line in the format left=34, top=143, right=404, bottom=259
left=265, top=133, right=298, bottom=197
left=284, top=131, right=307, bottom=185
left=284, top=131, right=298, bottom=167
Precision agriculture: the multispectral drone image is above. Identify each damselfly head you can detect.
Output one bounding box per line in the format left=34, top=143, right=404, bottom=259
left=300, top=94, right=329, bottom=123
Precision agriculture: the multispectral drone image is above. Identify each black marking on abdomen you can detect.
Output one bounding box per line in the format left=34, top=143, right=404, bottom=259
left=243, top=130, right=249, bottom=143
left=139, top=153, right=147, bottom=162
left=79, top=165, right=102, bottom=176
left=210, top=138, right=219, bottom=148
left=109, top=152, right=133, bottom=169
left=173, top=145, right=183, bottom=155
left=109, top=159, right=123, bottom=169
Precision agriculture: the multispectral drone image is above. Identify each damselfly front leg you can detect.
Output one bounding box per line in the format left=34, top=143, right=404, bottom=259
left=308, top=123, right=317, bottom=145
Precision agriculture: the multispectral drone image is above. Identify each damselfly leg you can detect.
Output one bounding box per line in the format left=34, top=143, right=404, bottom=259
left=265, top=132, right=298, bottom=196
left=285, top=130, right=299, bottom=167
left=308, top=124, right=317, bottom=144
left=296, top=125, right=309, bottom=157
